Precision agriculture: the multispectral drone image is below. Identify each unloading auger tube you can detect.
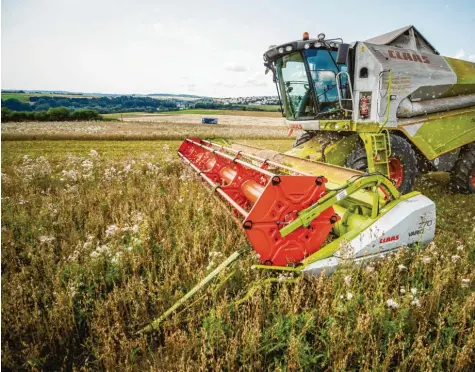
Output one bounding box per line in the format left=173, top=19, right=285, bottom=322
left=178, top=138, right=437, bottom=274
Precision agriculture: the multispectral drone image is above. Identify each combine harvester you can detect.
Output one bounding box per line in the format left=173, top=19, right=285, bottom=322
left=263, top=25, right=475, bottom=194
left=140, top=26, right=473, bottom=332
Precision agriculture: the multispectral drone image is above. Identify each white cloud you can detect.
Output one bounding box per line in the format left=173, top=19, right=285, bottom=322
left=453, top=49, right=475, bottom=62
left=212, top=80, right=237, bottom=88
left=454, top=49, right=465, bottom=59
left=224, top=63, right=248, bottom=72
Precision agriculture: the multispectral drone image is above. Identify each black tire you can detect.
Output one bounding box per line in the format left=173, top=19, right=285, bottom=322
left=293, top=131, right=315, bottom=148
left=346, top=134, right=418, bottom=194
left=450, top=144, right=475, bottom=194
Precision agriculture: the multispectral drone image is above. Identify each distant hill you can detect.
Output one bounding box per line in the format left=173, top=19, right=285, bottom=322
left=1, top=89, right=206, bottom=100
left=147, top=93, right=206, bottom=99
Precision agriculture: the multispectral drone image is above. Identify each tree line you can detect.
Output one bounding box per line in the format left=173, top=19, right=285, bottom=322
left=1, top=95, right=179, bottom=114
left=1, top=107, right=103, bottom=122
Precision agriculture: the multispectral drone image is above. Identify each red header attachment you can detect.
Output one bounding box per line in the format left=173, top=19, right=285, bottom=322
left=178, top=138, right=339, bottom=266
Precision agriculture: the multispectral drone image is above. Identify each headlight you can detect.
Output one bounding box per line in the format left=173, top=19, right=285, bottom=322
left=285, top=45, right=292, bottom=52
left=278, top=47, right=284, bottom=53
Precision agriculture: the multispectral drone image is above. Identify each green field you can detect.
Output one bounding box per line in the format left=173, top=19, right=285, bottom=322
left=1, top=137, right=474, bottom=370
left=102, top=109, right=282, bottom=119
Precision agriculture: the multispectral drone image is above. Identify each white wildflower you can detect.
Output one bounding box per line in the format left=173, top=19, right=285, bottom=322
left=344, top=275, right=352, bottom=286
left=38, top=235, right=55, bottom=244
left=456, top=245, right=464, bottom=251
left=400, top=287, right=406, bottom=294
left=461, top=278, right=470, bottom=288
left=428, top=241, right=437, bottom=250
left=105, top=225, right=119, bottom=236
left=123, top=164, right=132, bottom=174
left=365, top=265, right=375, bottom=273
left=422, top=256, right=431, bottom=264
left=410, top=288, right=418, bottom=295
left=411, top=298, right=421, bottom=307
left=162, top=144, right=169, bottom=151
left=451, top=255, right=461, bottom=263
left=398, top=264, right=407, bottom=271
left=346, top=292, right=353, bottom=300
left=111, top=252, right=122, bottom=264
left=90, top=149, right=99, bottom=157
left=82, top=159, right=94, bottom=170
left=386, top=299, right=400, bottom=309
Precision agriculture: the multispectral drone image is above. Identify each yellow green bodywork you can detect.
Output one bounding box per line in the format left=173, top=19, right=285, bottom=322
left=287, top=106, right=475, bottom=175
left=442, top=57, right=475, bottom=97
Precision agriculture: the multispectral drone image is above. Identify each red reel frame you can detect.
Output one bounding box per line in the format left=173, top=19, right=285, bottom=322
left=178, top=138, right=339, bottom=266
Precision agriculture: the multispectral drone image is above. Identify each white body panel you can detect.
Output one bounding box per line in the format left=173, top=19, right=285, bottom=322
left=302, top=194, right=436, bottom=276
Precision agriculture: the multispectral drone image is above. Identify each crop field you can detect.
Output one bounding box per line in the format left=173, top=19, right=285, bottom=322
left=1, top=117, right=287, bottom=141
left=1, top=128, right=475, bottom=369
left=103, top=109, right=282, bottom=120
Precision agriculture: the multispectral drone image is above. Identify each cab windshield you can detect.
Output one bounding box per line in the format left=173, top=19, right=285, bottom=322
left=276, top=48, right=347, bottom=120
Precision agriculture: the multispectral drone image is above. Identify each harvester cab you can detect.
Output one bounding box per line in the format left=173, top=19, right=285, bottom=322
left=264, top=26, right=475, bottom=194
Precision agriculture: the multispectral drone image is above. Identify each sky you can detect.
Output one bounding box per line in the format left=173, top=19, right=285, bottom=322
left=1, top=0, right=474, bottom=97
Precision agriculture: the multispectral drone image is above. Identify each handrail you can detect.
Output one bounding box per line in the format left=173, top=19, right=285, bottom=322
left=377, top=69, right=393, bottom=133
left=336, top=71, right=354, bottom=113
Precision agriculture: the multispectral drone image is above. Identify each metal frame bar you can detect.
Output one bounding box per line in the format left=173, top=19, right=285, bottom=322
left=184, top=139, right=275, bottom=178
left=178, top=152, right=249, bottom=218
left=201, top=140, right=314, bottom=176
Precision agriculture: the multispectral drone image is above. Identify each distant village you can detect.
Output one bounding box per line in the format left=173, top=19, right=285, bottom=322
left=212, top=96, right=280, bottom=106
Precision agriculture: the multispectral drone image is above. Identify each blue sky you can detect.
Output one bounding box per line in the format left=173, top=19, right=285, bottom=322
left=2, top=0, right=474, bottom=97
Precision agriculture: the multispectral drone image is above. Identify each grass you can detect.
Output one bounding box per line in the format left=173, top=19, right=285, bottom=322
left=1, top=139, right=474, bottom=370
left=154, top=109, right=281, bottom=117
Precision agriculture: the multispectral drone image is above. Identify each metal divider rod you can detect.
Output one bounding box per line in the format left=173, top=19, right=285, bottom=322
left=178, top=152, right=249, bottom=218
left=185, top=139, right=275, bottom=178
left=202, top=140, right=313, bottom=176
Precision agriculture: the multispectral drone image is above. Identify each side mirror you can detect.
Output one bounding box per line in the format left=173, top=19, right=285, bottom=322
left=336, top=43, right=350, bottom=65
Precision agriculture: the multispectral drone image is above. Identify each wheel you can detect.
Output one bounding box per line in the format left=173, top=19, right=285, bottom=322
left=293, top=131, right=315, bottom=148
left=346, top=134, right=418, bottom=194
left=450, top=144, right=475, bottom=194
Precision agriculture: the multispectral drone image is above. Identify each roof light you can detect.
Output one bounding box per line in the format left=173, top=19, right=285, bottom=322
left=278, top=47, right=284, bottom=53
left=304, top=43, right=310, bottom=49
left=285, top=45, right=293, bottom=52
left=315, top=42, right=322, bottom=48
left=317, top=33, right=325, bottom=40
left=329, top=42, right=336, bottom=48
left=303, top=32, right=309, bottom=40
